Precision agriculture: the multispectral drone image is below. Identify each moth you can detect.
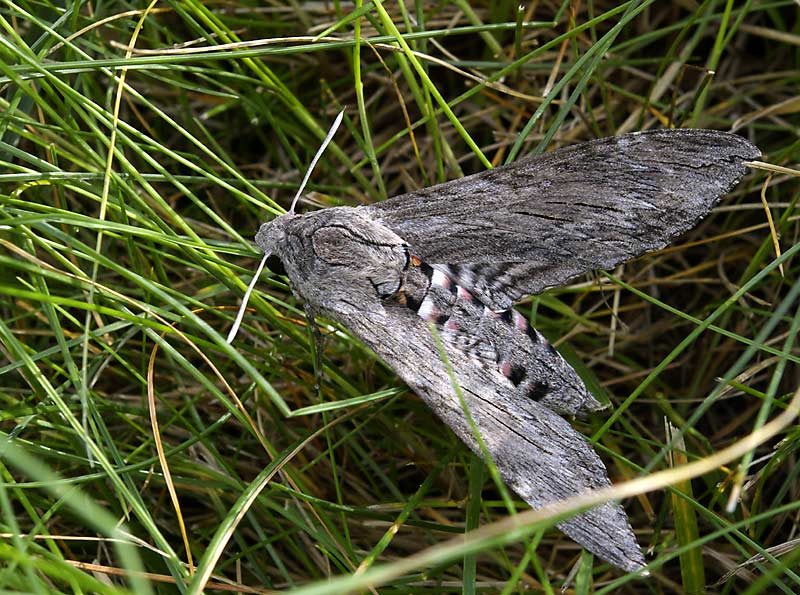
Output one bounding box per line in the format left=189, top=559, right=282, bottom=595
left=246, top=126, right=760, bottom=573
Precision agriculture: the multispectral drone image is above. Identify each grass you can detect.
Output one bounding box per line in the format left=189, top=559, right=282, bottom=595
left=0, top=1, right=797, bottom=593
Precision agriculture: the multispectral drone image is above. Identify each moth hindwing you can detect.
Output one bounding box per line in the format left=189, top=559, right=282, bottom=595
left=253, top=129, right=760, bottom=573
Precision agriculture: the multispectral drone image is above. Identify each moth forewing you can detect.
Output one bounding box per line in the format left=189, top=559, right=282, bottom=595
left=251, top=128, right=760, bottom=574
left=364, top=129, right=761, bottom=308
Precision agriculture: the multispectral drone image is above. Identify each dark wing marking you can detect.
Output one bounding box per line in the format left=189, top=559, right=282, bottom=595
left=363, top=129, right=760, bottom=310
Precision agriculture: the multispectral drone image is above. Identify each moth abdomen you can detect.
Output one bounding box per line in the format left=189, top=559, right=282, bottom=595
left=398, top=258, right=602, bottom=414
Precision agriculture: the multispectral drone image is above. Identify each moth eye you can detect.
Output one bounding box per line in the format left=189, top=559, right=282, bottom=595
left=265, top=255, right=286, bottom=276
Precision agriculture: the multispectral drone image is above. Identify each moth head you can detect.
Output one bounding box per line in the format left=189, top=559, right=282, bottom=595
left=254, top=214, right=292, bottom=264
left=227, top=212, right=302, bottom=344
left=254, top=213, right=304, bottom=281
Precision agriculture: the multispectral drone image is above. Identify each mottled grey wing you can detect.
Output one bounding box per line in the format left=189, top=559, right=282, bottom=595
left=341, top=301, right=646, bottom=572
left=362, top=129, right=760, bottom=310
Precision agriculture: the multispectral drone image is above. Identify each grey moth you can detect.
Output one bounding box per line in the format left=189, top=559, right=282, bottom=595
left=248, top=128, right=760, bottom=573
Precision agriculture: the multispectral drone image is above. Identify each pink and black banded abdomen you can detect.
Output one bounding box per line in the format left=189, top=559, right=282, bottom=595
left=399, top=258, right=603, bottom=416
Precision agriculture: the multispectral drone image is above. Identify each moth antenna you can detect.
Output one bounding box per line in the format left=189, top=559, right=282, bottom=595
left=289, top=109, right=345, bottom=214
left=228, top=110, right=344, bottom=344
left=226, top=252, right=269, bottom=344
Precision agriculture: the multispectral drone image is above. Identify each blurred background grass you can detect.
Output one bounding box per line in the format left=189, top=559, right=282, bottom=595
left=0, top=1, right=797, bottom=593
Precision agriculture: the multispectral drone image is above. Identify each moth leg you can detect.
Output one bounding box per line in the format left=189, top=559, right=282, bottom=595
left=303, top=303, right=326, bottom=392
